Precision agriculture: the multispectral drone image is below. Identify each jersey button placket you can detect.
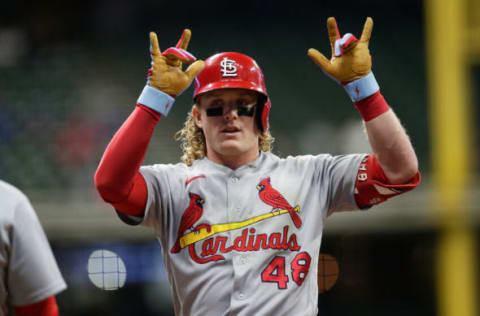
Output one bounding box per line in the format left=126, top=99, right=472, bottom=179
left=238, top=291, right=245, bottom=300
left=240, top=255, right=248, bottom=265
left=228, top=174, right=241, bottom=221
left=229, top=173, right=250, bottom=306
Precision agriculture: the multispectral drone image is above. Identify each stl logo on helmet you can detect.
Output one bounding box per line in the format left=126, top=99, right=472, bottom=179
left=220, top=57, right=237, bottom=77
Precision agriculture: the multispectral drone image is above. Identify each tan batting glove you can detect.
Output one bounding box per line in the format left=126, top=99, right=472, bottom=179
left=308, top=17, right=373, bottom=83
left=137, top=29, right=205, bottom=116
left=149, top=29, right=205, bottom=96
left=307, top=17, right=380, bottom=103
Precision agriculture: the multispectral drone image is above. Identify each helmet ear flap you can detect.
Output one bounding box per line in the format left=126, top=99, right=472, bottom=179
left=255, top=95, right=270, bottom=132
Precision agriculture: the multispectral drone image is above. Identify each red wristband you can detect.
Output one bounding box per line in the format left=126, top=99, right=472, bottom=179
left=354, top=91, right=390, bottom=121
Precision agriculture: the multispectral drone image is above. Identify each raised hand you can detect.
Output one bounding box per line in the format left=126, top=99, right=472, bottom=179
left=148, top=29, right=205, bottom=96
left=308, top=17, right=373, bottom=83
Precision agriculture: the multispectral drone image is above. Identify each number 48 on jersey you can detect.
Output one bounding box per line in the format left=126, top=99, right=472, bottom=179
left=261, top=252, right=311, bottom=289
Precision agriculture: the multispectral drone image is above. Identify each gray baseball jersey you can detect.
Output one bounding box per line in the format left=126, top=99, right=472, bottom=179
left=120, top=151, right=365, bottom=316
left=0, top=180, right=67, bottom=314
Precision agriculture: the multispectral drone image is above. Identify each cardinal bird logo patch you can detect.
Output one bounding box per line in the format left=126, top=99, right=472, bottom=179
left=257, top=177, right=302, bottom=228
left=170, top=193, right=210, bottom=253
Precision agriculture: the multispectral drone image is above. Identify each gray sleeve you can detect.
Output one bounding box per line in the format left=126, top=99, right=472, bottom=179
left=321, top=154, right=367, bottom=216
left=8, top=197, right=67, bottom=306
left=116, top=164, right=185, bottom=232
left=138, top=165, right=166, bottom=229
left=113, top=166, right=163, bottom=228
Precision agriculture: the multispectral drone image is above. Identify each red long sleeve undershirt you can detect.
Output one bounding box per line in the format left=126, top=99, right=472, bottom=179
left=14, top=296, right=59, bottom=316
left=353, top=91, right=390, bottom=121
left=94, top=104, right=161, bottom=216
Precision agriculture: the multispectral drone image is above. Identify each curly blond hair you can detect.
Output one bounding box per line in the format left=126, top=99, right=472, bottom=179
left=174, top=106, right=274, bottom=166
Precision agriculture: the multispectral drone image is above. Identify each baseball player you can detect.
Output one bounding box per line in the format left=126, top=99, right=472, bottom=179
left=95, top=17, right=420, bottom=315
left=0, top=180, right=67, bottom=316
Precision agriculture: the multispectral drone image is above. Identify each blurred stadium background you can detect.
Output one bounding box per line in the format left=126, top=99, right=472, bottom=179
left=1, top=0, right=479, bottom=315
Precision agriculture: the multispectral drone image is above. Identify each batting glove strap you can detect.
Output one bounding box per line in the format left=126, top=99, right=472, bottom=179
left=334, top=33, right=357, bottom=57
left=137, top=85, right=175, bottom=116
left=342, top=71, right=379, bottom=102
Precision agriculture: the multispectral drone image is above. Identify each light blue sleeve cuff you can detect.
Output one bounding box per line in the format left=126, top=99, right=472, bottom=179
left=137, top=85, right=175, bottom=116
left=343, top=72, right=380, bottom=102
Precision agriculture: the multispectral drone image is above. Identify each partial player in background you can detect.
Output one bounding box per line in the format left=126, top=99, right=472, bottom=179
left=0, top=180, right=67, bottom=316
left=95, top=17, right=420, bottom=315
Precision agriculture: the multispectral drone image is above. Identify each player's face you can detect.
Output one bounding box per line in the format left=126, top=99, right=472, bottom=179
left=193, top=89, right=260, bottom=169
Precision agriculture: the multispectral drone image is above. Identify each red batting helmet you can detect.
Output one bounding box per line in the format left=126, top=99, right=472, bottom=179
left=193, top=52, right=271, bottom=132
